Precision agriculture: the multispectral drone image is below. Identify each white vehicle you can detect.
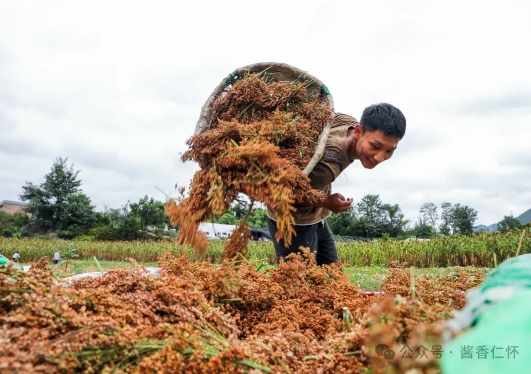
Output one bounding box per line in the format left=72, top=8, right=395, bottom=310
left=198, top=222, right=235, bottom=240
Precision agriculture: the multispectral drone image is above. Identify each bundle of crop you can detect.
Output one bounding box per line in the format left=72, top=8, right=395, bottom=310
left=166, top=63, right=334, bottom=258
left=381, top=262, right=485, bottom=309
left=0, top=258, right=247, bottom=373
left=1, top=251, right=485, bottom=373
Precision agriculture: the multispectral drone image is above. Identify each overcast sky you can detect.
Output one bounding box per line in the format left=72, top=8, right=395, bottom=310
left=1, top=0, right=530, bottom=227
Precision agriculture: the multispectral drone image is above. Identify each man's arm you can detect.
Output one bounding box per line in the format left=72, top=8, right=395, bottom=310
left=299, top=157, right=352, bottom=213
left=296, top=193, right=353, bottom=214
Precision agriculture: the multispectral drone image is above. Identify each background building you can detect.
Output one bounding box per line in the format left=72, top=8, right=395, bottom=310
left=0, top=200, right=28, bottom=215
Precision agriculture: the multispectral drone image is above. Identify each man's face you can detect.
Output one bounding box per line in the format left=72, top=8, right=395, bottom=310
left=354, top=127, right=400, bottom=169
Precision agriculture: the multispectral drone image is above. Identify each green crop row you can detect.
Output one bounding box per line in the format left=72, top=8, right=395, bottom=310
left=1, top=229, right=529, bottom=267
left=335, top=229, right=529, bottom=267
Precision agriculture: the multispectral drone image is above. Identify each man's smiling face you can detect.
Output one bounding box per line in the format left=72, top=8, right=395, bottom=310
left=355, top=127, right=400, bottom=169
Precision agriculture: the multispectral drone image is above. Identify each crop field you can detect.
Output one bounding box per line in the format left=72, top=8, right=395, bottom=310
left=1, top=229, right=527, bottom=373
left=1, top=229, right=529, bottom=267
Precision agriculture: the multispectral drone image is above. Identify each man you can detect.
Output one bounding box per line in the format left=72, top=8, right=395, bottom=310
left=53, top=251, right=61, bottom=265
left=266, top=103, right=406, bottom=266
left=12, top=251, right=20, bottom=262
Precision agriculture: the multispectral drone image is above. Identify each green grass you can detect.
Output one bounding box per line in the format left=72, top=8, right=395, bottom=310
left=68, top=259, right=159, bottom=275
left=25, top=258, right=158, bottom=277
left=343, top=266, right=492, bottom=291
left=343, top=266, right=390, bottom=291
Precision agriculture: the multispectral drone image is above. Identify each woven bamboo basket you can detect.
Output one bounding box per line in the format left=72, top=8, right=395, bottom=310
left=194, top=62, right=334, bottom=176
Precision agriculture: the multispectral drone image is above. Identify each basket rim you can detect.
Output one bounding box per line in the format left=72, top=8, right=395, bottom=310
left=193, top=62, right=334, bottom=176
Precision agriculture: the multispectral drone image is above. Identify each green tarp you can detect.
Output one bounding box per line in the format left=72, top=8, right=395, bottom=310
left=0, top=254, right=9, bottom=266
left=479, top=253, right=531, bottom=291
left=441, top=254, right=531, bottom=373
left=441, top=288, right=531, bottom=373
left=0, top=254, right=23, bottom=271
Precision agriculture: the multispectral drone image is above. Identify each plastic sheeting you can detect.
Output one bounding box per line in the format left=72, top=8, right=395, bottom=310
left=0, top=254, right=24, bottom=271
left=441, top=288, right=531, bottom=373
left=445, top=254, right=531, bottom=334
left=59, top=267, right=161, bottom=286
left=441, top=254, right=531, bottom=373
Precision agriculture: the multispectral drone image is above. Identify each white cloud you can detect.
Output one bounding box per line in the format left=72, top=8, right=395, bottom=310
left=1, top=0, right=530, bottom=227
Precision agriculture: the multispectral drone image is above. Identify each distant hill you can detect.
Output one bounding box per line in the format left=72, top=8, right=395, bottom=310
left=474, top=223, right=498, bottom=232
left=474, top=207, right=531, bottom=232
left=516, top=208, right=531, bottom=225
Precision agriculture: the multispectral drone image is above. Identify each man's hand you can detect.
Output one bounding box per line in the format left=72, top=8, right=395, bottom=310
left=323, top=193, right=353, bottom=213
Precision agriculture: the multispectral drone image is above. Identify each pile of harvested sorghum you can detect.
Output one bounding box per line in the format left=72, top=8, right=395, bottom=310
left=0, top=252, right=484, bottom=373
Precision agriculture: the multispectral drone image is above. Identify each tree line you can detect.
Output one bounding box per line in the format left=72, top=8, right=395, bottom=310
left=0, top=157, right=267, bottom=241
left=1, top=157, right=525, bottom=241
left=327, top=198, right=479, bottom=239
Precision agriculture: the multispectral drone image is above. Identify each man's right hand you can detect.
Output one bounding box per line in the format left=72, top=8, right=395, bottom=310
left=323, top=193, right=353, bottom=213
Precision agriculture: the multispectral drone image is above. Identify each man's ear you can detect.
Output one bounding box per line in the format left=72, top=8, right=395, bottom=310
left=353, top=123, right=363, bottom=139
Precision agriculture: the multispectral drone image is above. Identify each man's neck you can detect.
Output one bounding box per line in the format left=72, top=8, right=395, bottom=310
left=345, top=130, right=358, bottom=161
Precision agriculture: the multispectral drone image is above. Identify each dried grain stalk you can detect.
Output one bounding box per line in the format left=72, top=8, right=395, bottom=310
left=1, top=251, right=488, bottom=373
left=167, top=69, right=334, bottom=255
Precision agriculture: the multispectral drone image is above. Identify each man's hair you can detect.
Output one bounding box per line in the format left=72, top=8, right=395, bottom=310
left=360, top=103, right=406, bottom=139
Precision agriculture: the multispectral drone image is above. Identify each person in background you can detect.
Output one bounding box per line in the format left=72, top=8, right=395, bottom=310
left=12, top=251, right=21, bottom=262
left=53, top=251, right=61, bottom=265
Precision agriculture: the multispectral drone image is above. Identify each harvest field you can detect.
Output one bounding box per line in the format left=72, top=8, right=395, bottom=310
left=1, top=229, right=529, bottom=267
left=1, top=248, right=487, bottom=373
left=1, top=230, right=528, bottom=372
left=2, top=67, right=528, bottom=372
left=3, top=1, right=531, bottom=371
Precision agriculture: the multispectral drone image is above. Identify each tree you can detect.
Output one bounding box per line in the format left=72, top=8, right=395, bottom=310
left=20, top=157, right=83, bottom=233
left=216, top=212, right=237, bottom=225
left=92, top=211, right=111, bottom=227
left=439, top=202, right=453, bottom=236
left=232, top=202, right=248, bottom=219
left=92, top=203, right=143, bottom=241
left=57, top=194, right=96, bottom=238
left=112, top=203, right=142, bottom=240
left=356, top=195, right=384, bottom=238
left=356, top=194, right=383, bottom=223
left=129, top=195, right=169, bottom=231
left=354, top=194, right=408, bottom=238
left=450, top=204, right=478, bottom=235
left=327, top=207, right=359, bottom=236
left=420, top=203, right=439, bottom=229
left=247, top=207, right=267, bottom=228
left=0, top=211, right=30, bottom=238
left=381, top=203, right=407, bottom=237
left=498, top=215, right=522, bottom=232
left=326, top=195, right=407, bottom=238
left=412, top=216, right=436, bottom=238
left=103, top=205, right=124, bottom=228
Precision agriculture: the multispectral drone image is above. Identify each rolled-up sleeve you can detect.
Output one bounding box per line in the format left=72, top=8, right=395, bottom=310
left=308, top=162, right=339, bottom=190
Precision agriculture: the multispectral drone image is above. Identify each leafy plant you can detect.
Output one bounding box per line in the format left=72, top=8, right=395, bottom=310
left=60, top=242, right=79, bottom=270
